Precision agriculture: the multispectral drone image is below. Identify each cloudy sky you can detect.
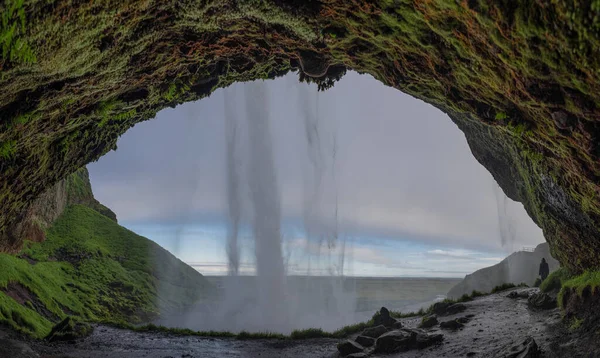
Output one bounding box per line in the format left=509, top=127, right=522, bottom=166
left=88, top=71, right=545, bottom=277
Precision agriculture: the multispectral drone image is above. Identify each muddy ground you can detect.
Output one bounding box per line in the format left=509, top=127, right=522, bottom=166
left=1, top=288, right=596, bottom=358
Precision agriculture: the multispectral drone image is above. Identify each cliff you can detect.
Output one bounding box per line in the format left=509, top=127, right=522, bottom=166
left=0, top=170, right=213, bottom=338
left=0, top=1, right=599, bottom=275
left=447, top=243, right=560, bottom=299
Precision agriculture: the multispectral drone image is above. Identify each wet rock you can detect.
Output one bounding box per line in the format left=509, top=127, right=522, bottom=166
left=346, top=353, right=369, bottom=358
left=528, top=292, right=557, bottom=310
left=431, top=301, right=452, bottom=315
left=362, top=325, right=387, bottom=338
left=375, top=330, right=414, bottom=353
left=374, top=307, right=401, bottom=327
left=508, top=290, right=531, bottom=299
left=355, top=335, right=375, bottom=347
left=419, top=315, right=438, bottom=328
left=0, top=339, right=39, bottom=358
left=337, top=340, right=364, bottom=356
left=374, top=329, right=443, bottom=353
left=494, top=337, right=540, bottom=358
left=440, top=319, right=464, bottom=330
left=45, top=317, right=93, bottom=342
left=456, top=316, right=470, bottom=324
left=446, top=303, right=467, bottom=315
left=415, top=331, right=443, bottom=349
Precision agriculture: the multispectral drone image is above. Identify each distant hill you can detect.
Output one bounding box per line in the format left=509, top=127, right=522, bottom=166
left=0, top=168, right=212, bottom=338
left=447, top=243, right=559, bottom=299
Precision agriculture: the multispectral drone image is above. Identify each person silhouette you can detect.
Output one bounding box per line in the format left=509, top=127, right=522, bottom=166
left=539, top=258, right=549, bottom=281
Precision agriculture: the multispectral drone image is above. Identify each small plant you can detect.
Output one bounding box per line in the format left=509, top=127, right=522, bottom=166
left=0, top=140, right=17, bottom=159
left=0, top=0, right=36, bottom=64
left=495, top=112, right=508, bottom=120
left=491, top=283, right=517, bottom=293
left=540, top=268, right=572, bottom=293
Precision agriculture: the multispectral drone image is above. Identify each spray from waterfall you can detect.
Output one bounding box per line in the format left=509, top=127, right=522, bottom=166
left=224, top=86, right=241, bottom=276
left=494, top=183, right=516, bottom=250
left=243, top=80, right=288, bottom=329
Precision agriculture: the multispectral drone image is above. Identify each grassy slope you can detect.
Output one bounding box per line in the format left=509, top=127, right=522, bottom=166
left=0, top=204, right=212, bottom=338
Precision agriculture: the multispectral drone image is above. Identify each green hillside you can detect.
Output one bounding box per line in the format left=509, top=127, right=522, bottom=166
left=0, top=204, right=212, bottom=338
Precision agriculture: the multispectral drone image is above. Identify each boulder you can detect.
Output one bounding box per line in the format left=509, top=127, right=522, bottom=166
left=374, top=306, right=401, bottom=327
left=508, top=290, right=532, bottom=299
left=415, top=331, right=444, bottom=349
left=527, top=292, right=557, bottom=310
left=446, top=303, right=467, bottom=315
left=456, top=316, right=470, bottom=324
left=355, top=335, right=375, bottom=347
left=419, top=315, right=438, bottom=328
left=362, top=325, right=388, bottom=338
left=431, top=301, right=452, bottom=315
left=337, top=340, right=364, bottom=356
left=45, top=316, right=93, bottom=342
left=440, top=319, right=464, bottom=330
left=494, top=337, right=540, bottom=358
left=374, top=330, right=414, bottom=353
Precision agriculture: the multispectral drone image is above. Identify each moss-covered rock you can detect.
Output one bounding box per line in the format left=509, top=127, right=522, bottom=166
left=0, top=1, right=599, bottom=273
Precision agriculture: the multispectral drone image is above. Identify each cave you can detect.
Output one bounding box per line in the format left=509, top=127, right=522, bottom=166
left=1, top=0, right=599, bottom=274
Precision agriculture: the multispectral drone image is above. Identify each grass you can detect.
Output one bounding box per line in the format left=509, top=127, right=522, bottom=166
left=0, top=204, right=213, bottom=338
left=558, top=270, right=600, bottom=308
left=540, top=268, right=572, bottom=293
left=0, top=0, right=36, bottom=64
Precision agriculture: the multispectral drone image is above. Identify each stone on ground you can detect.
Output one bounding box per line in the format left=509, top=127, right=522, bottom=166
left=362, top=324, right=387, bottom=338
left=527, top=292, right=557, bottom=310
left=419, top=315, right=438, bottom=328
left=355, top=335, right=375, bottom=347
left=494, top=337, right=541, bottom=358
left=440, top=319, right=465, bottom=330
left=338, top=340, right=364, bottom=356
left=0, top=339, right=39, bottom=358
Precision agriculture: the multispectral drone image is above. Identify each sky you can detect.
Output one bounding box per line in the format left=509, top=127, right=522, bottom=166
left=88, top=71, right=545, bottom=277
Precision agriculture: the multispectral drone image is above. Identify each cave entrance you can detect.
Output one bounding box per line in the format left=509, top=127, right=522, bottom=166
left=87, top=71, right=544, bottom=333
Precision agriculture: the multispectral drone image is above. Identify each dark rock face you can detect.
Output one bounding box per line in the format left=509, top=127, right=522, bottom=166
left=494, top=337, right=540, bottom=358
left=337, top=340, right=364, bottom=356
left=419, top=315, right=438, bottom=329
left=355, top=335, right=375, bottom=348
left=361, top=325, right=387, bottom=338
left=2, top=168, right=117, bottom=251
left=527, top=292, right=557, bottom=310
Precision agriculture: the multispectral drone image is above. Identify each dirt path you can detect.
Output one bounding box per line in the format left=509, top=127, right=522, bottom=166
left=3, top=288, right=589, bottom=358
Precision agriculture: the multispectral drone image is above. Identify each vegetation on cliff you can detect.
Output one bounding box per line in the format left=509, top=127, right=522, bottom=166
left=0, top=0, right=599, bottom=274
left=0, top=204, right=212, bottom=338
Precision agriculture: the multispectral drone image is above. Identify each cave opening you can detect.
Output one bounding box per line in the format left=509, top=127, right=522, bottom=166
left=85, top=71, right=546, bottom=333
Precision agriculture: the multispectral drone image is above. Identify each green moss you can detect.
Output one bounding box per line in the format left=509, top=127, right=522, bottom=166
left=0, top=204, right=212, bottom=338
left=540, top=267, right=572, bottom=293
left=0, top=0, right=36, bottom=64
left=558, top=270, right=600, bottom=308
left=0, top=140, right=16, bottom=159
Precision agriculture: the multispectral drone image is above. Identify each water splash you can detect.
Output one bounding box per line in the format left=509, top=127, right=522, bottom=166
left=494, top=183, right=516, bottom=250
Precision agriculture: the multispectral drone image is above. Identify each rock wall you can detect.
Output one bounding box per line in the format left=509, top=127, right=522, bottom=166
left=447, top=243, right=560, bottom=299
left=5, top=168, right=116, bottom=252
left=0, top=1, right=599, bottom=272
